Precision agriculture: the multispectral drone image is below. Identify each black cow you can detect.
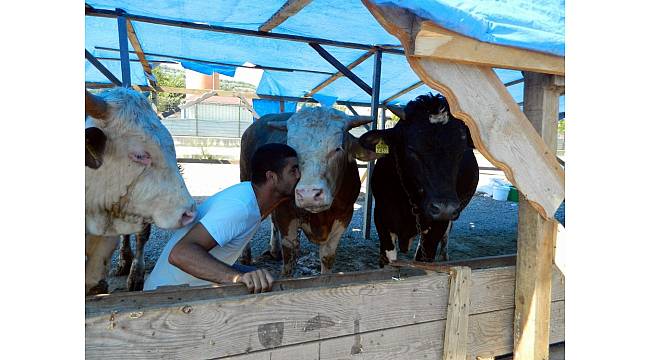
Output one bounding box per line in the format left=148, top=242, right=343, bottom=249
left=360, top=93, right=479, bottom=266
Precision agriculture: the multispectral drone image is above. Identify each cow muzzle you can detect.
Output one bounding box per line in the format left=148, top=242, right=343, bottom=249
left=295, top=186, right=331, bottom=213
left=426, top=200, right=461, bottom=221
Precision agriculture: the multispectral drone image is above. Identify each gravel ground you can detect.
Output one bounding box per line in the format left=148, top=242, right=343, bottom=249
left=109, top=186, right=565, bottom=292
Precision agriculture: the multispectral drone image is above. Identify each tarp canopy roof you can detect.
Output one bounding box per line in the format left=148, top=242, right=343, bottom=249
left=85, top=0, right=564, bottom=111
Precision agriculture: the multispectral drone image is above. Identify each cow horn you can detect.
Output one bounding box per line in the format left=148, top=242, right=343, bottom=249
left=347, top=116, right=373, bottom=130
left=267, top=121, right=288, bottom=131
left=85, top=90, right=109, bottom=120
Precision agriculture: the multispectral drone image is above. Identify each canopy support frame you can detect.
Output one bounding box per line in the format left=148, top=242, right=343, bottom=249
left=309, top=43, right=373, bottom=96
left=85, top=50, right=122, bottom=86
left=116, top=10, right=132, bottom=88
left=363, top=50, right=383, bottom=239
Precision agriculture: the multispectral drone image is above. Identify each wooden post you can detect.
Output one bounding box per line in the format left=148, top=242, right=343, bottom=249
left=513, top=72, right=562, bottom=360
left=443, top=266, right=471, bottom=360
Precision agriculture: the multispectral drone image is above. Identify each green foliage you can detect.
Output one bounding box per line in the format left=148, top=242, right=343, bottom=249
left=152, top=66, right=186, bottom=112
left=558, top=119, right=565, bottom=134
left=219, top=79, right=256, bottom=93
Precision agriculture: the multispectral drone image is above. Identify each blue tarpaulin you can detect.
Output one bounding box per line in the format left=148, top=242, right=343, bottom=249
left=85, top=0, right=564, bottom=111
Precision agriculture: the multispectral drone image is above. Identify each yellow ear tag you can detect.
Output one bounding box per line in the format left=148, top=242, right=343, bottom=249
left=375, top=139, right=389, bottom=154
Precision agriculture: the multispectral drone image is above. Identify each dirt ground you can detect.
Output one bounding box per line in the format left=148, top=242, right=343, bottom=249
left=108, top=162, right=565, bottom=292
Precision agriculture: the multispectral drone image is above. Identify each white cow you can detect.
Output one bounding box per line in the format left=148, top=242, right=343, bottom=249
left=85, top=88, right=196, bottom=295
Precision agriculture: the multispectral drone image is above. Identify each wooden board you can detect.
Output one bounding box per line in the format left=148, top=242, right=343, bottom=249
left=361, top=1, right=563, bottom=75
left=443, top=267, right=471, bottom=360
left=414, top=22, right=564, bottom=75
left=86, top=266, right=564, bottom=359
left=258, top=0, right=313, bottom=32
left=513, top=72, right=563, bottom=360
left=362, top=0, right=565, bottom=220
left=226, top=301, right=564, bottom=360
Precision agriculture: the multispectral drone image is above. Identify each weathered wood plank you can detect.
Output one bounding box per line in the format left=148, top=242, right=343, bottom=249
left=362, top=0, right=565, bottom=220
left=382, top=80, right=424, bottom=104
left=258, top=0, right=313, bottom=32
left=229, top=301, right=564, bottom=360
left=86, top=268, right=428, bottom=317
left=513, top=72, right=562, bottom=360
left=414, top=22, right=564, bottom=75
left=237, top=94, right=260, bottom=119
left=86, top=267, right=564, bottom=359
left=305, top=50, right=375, bottom=97
left=443, top=267, right=471, bottom=360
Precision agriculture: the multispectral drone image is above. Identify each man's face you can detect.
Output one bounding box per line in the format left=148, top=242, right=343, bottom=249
left=276, top=157, right=300, bottom=197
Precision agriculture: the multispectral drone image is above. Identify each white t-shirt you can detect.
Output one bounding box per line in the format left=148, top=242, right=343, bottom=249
left=144, top=182, right=261, bottom=290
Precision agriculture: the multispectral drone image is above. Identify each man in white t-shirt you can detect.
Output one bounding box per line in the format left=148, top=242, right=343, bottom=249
left=144, top=143, right=300, bottom=293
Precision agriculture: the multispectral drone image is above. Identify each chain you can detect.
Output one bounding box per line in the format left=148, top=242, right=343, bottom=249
left=390, top=150, right=430, bottom=259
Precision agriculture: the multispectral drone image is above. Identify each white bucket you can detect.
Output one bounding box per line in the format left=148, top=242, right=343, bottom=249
left=492, top=185, right=510, bottom=201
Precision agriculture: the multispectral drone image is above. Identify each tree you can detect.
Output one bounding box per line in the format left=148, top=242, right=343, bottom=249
left=152, top=66, right=186, bottom=112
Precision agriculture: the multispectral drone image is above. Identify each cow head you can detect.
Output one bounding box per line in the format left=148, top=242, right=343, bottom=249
left=85, top=88, right=196, bottom=235
left=360, top=94, right=473, bottom=221
left=268, top=106, right=374, bottom=213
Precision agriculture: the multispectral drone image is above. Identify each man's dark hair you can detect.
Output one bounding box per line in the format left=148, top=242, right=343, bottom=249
left=251, top=143, right=298, bottom=185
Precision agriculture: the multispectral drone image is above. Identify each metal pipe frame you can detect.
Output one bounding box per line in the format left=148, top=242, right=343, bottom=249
left=116, top=10, right=131, bottom=88
left=363, top=50, right=382, bottom=239
left=85, top=49, right=122, bottom=86
left=309, top=43, right=372, bottom=96
left=85, top=7, right=405, bottom=55
left=95, top=46, right=336, bottom=76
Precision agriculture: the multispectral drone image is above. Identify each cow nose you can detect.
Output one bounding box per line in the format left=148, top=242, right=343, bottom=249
left=296, top=188, right=324, bottom=202
left=181, top=210, right=196, bottom=226
left=428, top=201, right=460, bottom=220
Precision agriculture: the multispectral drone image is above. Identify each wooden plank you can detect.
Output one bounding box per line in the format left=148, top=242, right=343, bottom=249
left=228, top=301, right=564, bottom=360
left=413, top=22, right=564, bottom=75
left=258, top=0, right=313, bottom=32
left=513, top=72, right=562, bottom=360
left=86, top=268, right=428, bottom=317
left=124, top=19, right=162, bottom=91
left=85, top=266, right=564, bottom=359
left=443, top=267, right=471, bottom=360
left=382, top=80, right=424, bottom=104
left=493, top=342, right=565, bottom=360
left=237, top=94, right=261, bottom=119
left=362, top=0, right=565, bottom=220
left=305, top=50, right=375, bottom=97
left=161, top=90, right=220, bottom=118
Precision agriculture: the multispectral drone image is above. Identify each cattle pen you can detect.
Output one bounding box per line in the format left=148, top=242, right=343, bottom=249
left=85, top=1, right=566, bottom=359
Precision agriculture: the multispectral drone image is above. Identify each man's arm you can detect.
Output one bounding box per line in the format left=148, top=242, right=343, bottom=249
left=168, top=223, right=274, bottom=293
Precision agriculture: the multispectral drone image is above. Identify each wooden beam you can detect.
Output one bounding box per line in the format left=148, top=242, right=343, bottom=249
left=305, top=50, right=375, bottom=97
left=382, top=80, right=424, bottom=104
left=513, top=72, right=563, bottom=360
left=258, top=0, right=313, bottom=32
left=237, top=94, right=261, bottom=119
left=124, top=19, right=162, bottom=91
left=413, top=21, right=564, bottom=75
left=443, top=267, right=471, bottom=360
left=160, top=90, right=220, bottom=118
left=362, top=0, right=565, bottom=220
left=310, top=43, right=373, bottom=96
left=86, top=266, right=564, bottom=359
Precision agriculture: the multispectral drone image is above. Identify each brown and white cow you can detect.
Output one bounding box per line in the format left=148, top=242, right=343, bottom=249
left=85, top=88, right=196, bottom=294
left=239, top=106, right=374, bottom=276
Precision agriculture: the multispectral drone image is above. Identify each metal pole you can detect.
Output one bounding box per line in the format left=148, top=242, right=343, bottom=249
left=116, top=10, right=131, bottom=88
left=86, top=8, right=405, bottom=55
left=381, top=107, right=386, bottom=129
left=363, top=50, right=382, bottom=240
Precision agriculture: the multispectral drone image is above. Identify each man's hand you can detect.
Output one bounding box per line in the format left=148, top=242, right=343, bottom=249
left=234, top=269, right=275, bottom=293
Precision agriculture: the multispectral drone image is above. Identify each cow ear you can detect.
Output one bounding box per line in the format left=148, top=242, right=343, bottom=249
left=86, top=127, right=107, bottom=169
left=348, top=135, right=377, bottom=162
